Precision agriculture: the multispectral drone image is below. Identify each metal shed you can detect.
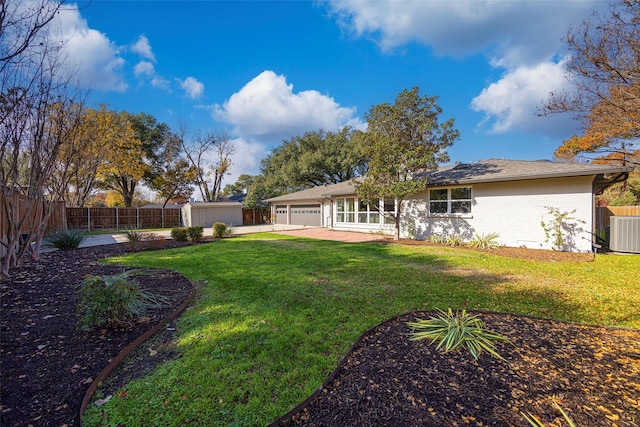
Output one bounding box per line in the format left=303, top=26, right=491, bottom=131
left=181, top=202, right=243, bottom=228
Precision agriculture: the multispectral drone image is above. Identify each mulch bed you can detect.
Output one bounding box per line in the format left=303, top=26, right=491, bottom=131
left=1, top=237, right=638, bottom=426
left=0, top=240, right=195, bottom=427
left=273, top=311, right=640, bottom=427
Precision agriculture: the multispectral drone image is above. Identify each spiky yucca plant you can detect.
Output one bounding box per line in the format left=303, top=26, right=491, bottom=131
left=467, top=232, right=500, bottom=249
left=407, top=309, right=511, bottom=361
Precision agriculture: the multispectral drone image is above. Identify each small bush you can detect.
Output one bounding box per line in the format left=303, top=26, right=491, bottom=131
left=212, top=222, right=230, bottom=239
left=171, top=227, right=188, bottom=242
left=187, top=226, right=204, bottom=243
left=46, top=229, right=86, bottom=250
left=467, top=232, right=500, bottom=249
left=76, top=269, right=169, bottom=330
left=407, top=309, right=511, bottom=361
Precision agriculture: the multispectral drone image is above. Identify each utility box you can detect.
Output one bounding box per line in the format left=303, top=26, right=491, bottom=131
left=609, top=216, right=640, bottom=254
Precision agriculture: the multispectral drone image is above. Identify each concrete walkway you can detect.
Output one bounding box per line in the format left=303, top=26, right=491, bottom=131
left=79, top=225, right=389, bottom=248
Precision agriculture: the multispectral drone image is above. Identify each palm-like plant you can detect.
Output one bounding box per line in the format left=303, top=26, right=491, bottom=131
left=407, top=309, right=511, bottom=361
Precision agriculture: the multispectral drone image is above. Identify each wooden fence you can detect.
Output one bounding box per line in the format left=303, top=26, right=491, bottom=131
left=66, top=207, right=182, bottom=231
left=596, top=205, right=640, bottom=230
left=242, top=209, right=271, bottom=225
left=1, top=191, right=66, bottom=259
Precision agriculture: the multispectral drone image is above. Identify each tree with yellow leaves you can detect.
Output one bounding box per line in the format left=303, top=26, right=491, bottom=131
left=96, top=111, right=148, bottom=207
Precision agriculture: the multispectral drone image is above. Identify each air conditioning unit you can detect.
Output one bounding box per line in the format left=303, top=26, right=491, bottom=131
left=610, top=216, right=640, bottom=254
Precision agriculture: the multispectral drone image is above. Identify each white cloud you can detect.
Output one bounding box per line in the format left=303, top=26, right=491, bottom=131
left=134, top=61, right=155, bottom=77
left=326, top=0, right=604, bottom=136
left=227, top=138, right=270, bottom=184
left=213, top=70, right=364, bottom=143
left=151, top=76, right=171, bottom=91
left=327, top=0, right=601, bottom=65
left=53, top=2, right=127, bottom=91
left=470, top=59, right=575, bottom=136
left=131, top=35, right=155, bottom=62
left=178, top=77, right=205, bottom=100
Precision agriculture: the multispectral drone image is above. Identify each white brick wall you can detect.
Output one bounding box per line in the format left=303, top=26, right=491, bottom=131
left=402, top=176, right=594, bottom=252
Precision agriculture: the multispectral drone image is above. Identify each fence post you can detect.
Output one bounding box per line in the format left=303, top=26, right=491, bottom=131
left=162, top=208, right=165, bottom=229
left=137, top=208, right=140, bottom=229
left=115, top=207, right=119, bottom=230
left=87, top=207, right=91, bottom=231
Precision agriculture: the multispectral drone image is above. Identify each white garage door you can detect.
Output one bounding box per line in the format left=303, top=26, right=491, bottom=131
left=290, top=204, right=322, bottom=226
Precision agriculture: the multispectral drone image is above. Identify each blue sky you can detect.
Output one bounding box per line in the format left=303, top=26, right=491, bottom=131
left=51, top=0, right=607, bottom=187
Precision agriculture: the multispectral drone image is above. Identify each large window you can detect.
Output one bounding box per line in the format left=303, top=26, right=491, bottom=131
left=358, top=200, right=380, bottom=224
left=429, top=187, right=471, bottom=215
left=336, top=197, right=355, bottom=223
left=336, top=197, right=394, bottom=224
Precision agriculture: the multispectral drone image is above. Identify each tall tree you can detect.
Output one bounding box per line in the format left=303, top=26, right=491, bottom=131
left=260, top=127, right=367, bottom=193
left=222, top=173, right=256, bottom=196
left=150, top=158, right=197, bottom=207
left=97, top=112, right=177, bottom=207
left=58, top=105, right=119, bottom=207
left=179, top=128, right=235, bottom=202
left=0, top=0, right=86, bottom=275
left=355, top=87, right=460, bottom=240
left=95, top=112, right=146, bottom=207
left=543, top=0, right=640, bottom=167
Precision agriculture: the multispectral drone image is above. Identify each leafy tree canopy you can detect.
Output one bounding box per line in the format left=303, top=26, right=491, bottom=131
left=355, top=87, right=460, bottom=239
left=260, top=127, right=368, bottom=194
left=543, top=0, right=640, bottom=168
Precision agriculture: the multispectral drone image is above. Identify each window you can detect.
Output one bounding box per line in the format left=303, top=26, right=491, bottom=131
left=358, top=200, right=380, bottom=224
left=383, top=199, right=395, bottom=224
left=336, top=197, right=355, bottom=223
left=429, top=187, right=471, bottom=215
left=336, top=197, right=393, bottom=224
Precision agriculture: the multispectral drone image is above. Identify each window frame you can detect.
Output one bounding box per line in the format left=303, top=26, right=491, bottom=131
left=334, top=197, right=395, bottom=225
left=428, top=186, right=472, bottom=216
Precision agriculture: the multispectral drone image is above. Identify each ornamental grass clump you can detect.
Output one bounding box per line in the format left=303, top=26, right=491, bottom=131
left=467, top=232, right=500, bottom=249
left=46, top=229, right=86, bottom=250
left=76, top=269, right=170, bottom=330
left=407, top=309, right=511, bottom=361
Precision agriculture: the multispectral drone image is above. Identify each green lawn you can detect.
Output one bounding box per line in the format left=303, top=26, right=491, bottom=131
left=84, top=233, right=640, bottom=426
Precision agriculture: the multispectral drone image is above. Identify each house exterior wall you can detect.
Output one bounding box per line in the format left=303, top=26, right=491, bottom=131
left=403, top=176, right=594, bottom=252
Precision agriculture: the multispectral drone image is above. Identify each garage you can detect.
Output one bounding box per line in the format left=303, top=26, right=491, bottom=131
left=274, top=204, right=322, bottom=226
left=290, top=204, right=322, bottom=226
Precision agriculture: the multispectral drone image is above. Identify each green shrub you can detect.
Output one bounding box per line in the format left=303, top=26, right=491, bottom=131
left=467, top=232, right=500, bottom=249
left=407, top=309, right=511, bottom=361
left=76, top=269, right=169, bottom=330
left=46, top=229, right=86, bottom=250
left=212, top=222, right=230, bottom=239
left=171, top=227, right=188, bottom=242
left=187, top=226, right=204, bottom=243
